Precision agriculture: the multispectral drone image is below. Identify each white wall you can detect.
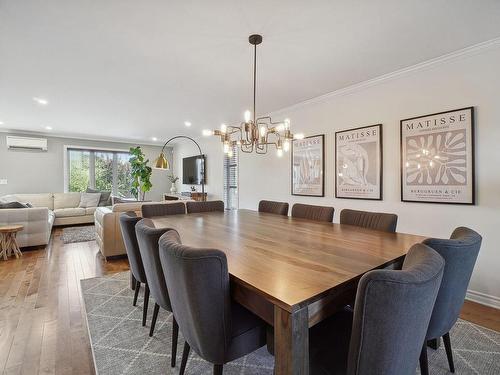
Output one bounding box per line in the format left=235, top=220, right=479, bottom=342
left=0, top=133, right=172, bottom=201
left=194, top=43, right=500, bottom=307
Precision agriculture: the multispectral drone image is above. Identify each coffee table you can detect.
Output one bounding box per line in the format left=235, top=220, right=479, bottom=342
left=0, top=224, right=24, bottom=260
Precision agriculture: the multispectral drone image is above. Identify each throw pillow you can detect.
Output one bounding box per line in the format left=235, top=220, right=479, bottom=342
left=0, top=201, right=29, bottom=209
left=78, top=192, right=101, bottom=208
left=86, top=188, right=112, bottom=206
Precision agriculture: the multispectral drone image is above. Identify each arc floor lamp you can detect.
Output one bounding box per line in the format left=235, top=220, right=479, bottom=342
left=154, top=136, right=205, bottom=200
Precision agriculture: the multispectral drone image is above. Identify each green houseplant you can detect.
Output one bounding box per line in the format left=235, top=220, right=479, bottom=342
left=129, top=146, right=152, bottom=201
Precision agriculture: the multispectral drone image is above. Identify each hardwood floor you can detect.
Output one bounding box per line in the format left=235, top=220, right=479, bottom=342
left=0, top=227, right=128, bottom=375
left=0, top=227, right=498, bottom=374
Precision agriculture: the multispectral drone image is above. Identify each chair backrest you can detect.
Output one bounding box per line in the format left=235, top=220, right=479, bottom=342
left=291, top=203, right=334, bottom=222
left=159, top=230, right=231, bottom=365
left=423, top=227, right=482, bottom=339
left=141, top=202, right=186, bottom=218
left=135, top=219, right=173, bottom=311
left=340, top=209, right=398, bottom=233
left=186, top=200, right=224, bottom=214
left=258, top=200, right=289, bottom=216
left=118, top=211, right=146, bottom=283
left=347, top=244, right=444, bottom=375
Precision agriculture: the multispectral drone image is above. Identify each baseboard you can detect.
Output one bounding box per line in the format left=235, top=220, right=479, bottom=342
left=466, top=290, right=500, bottom=309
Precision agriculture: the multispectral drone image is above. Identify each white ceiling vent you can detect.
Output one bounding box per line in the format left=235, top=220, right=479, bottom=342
left=6, top=136, right=48, bottom=151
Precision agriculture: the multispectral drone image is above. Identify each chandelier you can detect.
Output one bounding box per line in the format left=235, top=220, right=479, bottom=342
left=204, top=34, right=303, bottom=157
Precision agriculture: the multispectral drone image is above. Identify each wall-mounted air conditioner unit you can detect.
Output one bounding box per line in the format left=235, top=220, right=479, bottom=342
left=6, top=136, right=48, bottom=151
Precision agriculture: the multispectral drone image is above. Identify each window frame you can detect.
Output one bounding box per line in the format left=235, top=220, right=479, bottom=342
left=223, top=144, right=239, bottom=210
left=63, top=145, right=131, bottom=195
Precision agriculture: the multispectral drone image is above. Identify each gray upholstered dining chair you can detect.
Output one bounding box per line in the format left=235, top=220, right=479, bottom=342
left=186, top=200, right=224, bottom=213
left=158, top=230, right=267, bottom=375
left=141, top=202, right=186, bottom=218
left=119, top=212, right=149, bottom=322
left=135, top=219, right=179, bottom=368
left=258, top=200, right=289, bottom=216
left=339, top=208, right=398, bottom=232
left=309, top=243, right=445, bottom=375
left=419, top=227, right=482, bottom=375
left=291, top=203, right=334, bottom=222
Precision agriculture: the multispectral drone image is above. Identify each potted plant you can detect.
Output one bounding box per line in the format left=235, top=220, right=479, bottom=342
left=168, top=174, right=179, bottom=194
left=129, top=146, right=152, bottom=201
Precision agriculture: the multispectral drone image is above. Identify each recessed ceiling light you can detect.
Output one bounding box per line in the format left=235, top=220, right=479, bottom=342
left=44, top=126, right=52, bottom=130
left=151, top=137, right=158, bottom=141
left=33, top=97, right=49, bottom=105
left=184, top=121, right=192, bottom=127
left=0, top=121, right=4, bottom=125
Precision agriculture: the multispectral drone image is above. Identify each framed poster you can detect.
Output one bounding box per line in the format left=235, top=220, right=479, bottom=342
left=400, top=107, right=475, bottom=204
left=335, top=124, right=383, bottom=200
left=291, top=134, right=325, bottom=197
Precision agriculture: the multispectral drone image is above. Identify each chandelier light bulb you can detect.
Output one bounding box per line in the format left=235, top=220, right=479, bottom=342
left=223, top=142, right=230, bottom=153
left=220, top=124, right=227, bottom=134
left=276, top=124, right=285, bottom=132
left=227, top=149, right=233, bottom=158
left=276, top=148, right=283, bottom=157
left=284, top=118, right=290, bottom=130
left=259, top=126, right=267, bottom=137
left=202, top=129, right=213, bottom=136
left=283, top=140, right=290, bottom=152
left=244, top=110, right=251, bottom=123
left=294, top=133, right=305, bottom=140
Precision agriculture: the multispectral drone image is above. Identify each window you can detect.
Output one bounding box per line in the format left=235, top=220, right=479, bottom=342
left=223, top=145, right=238, bottom=210
left=66, top=147, right=132, bottom=197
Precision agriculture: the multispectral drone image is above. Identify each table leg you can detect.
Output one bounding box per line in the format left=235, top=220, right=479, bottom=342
left=0, top=234, right=7, bottom=260
left=12, top=233, right=22, bottom=258
left=274, top=305, right=309, bottom=375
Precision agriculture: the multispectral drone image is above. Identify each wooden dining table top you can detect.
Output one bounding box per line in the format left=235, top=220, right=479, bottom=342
left=151, top=209, right=426, bottom=312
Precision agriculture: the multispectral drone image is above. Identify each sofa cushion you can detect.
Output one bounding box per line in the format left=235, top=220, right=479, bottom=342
left=5, top=193, right=54, bottom=209
left=53, top=192, right=81, bottom=209
left=86, top=188, right=112, bottom=206
left=78, top=192, right=101, bottom=208
left=0, top=201, right=30, bottom=209
left=85, top=207, right=97, bottom=216
left=53, top=208, right=86, bottom=218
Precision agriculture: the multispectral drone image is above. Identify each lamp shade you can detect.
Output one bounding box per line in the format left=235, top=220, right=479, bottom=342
left=154, top=152, right=170, bottom=169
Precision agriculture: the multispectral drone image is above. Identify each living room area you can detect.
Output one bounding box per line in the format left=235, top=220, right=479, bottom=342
left=1, top=1, right=500, bottom=375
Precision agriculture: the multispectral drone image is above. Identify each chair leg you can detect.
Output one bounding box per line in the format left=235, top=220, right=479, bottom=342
left=133, top=281, right=141, bottom=306
left=171, top=316, right=179, bottom=368
left=179, top=342, right=191, bottom=375
left=419, top=342, right=429, bottom=375
left=149, top=303, right=160, bottom=337
left=443, top=332, right=455, bottom=373
left=142, top=283, right=150, bottom=327
left=213, top=364, right=223, bottom=375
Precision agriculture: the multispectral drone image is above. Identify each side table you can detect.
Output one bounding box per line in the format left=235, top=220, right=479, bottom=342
left=0, top=224, right=24, bottom=260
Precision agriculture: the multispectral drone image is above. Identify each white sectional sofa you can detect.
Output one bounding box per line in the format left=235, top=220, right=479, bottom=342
left=0, top=192, right=102, bottom=247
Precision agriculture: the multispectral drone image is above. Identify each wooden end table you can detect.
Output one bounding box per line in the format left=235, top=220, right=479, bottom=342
left=0, top=224, right=24, bottom=260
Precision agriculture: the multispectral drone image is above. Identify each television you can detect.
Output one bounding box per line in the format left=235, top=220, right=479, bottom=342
left=182, top=155, right=206, bottom=185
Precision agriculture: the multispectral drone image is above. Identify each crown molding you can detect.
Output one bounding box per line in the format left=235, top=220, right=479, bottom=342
left=0, top=128, right=169, bottom=148
left=271, top=36, right=500, bottom=116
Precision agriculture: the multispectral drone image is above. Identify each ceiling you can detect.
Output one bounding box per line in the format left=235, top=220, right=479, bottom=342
left=1, top=0, right=500, bottom=144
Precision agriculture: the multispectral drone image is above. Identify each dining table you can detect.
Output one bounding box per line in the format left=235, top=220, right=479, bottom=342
left=151, top=209, right=427, bottom=375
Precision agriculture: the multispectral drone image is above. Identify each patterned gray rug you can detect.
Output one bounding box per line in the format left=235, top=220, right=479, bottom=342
left=62, top=225, right=96, bottom=243
left=81, top=272, right=500, bottom=375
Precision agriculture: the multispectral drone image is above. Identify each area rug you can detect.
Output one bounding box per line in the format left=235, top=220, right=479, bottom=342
left=62, top=225, right=96, bottom=244
left=81, top=272, right=500, bottom=375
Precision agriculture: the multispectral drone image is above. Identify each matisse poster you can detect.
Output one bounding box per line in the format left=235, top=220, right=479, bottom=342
left=335, top=124, right=382, bottom=200
left=400, top=107, right=475, bottom=204
left=292, top=135, right=325, bottom=197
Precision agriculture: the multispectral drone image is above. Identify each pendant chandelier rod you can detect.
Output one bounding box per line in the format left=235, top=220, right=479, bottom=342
left=253, top=41, right=257, bottom=124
